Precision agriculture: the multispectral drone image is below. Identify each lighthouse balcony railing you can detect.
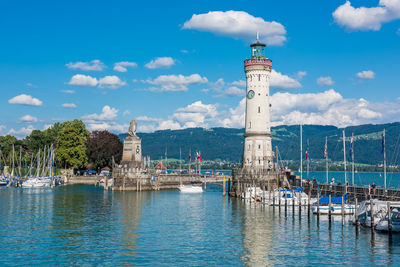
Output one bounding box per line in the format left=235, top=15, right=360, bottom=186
left=244, top=58, right=272, bottom=67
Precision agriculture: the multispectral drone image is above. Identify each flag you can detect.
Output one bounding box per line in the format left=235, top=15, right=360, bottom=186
left=324, top=137, right=327, bottom=158
left=349, top=133, right=353, bottom=158
left=382, top=129, right=385, bottom=154
left=305, top=140, right=309, bottom=160
left=196, top=152, right=202, bottom=162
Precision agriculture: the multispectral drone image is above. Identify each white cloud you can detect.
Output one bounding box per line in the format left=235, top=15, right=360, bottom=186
left=270, top=70, right=302, bottom=89
left=173, top=101, right=218, bottom=128
left=356, top=70, right=375, bottom=80
left=82, top=105, right=128, bottom=133
left=18, top=115, right=38, bottom=123
left=146, top=74, right=208, bottom=92
left=62, top=103, right=77, bottom=108
left=82, top=105, right=118, bottom=122
left=182, top=10, right=287, bottom=45
left=297, top=71, right=307, bottom=79
left=145, top=57, right=176, bottom=69
left=66, top=60, right=105, bottom=71
left=98, top=75, right=126, bottom=89
left=122, top=110, right=131, bottom=116
left=60, top=90, right=75, bottom=94
left=86, top=122, right=129, bottom=133
left=136, top=116, right=161, bottom=123
left=8, top=125, right=35, bottom=138
left=0, top=125, right=6, bottom=134
left=223, top=86, right=245, bottom=97
left=231, top=80, right=246, bottom=87
left=221, top=98, right=246, bottom=128
left=317, top=76, right=334, bottom=86
left=333, top=0, right=400, bottom=31
left=8, top=94, right=43, bottom=106
left=114, top=61, right=137, bottom=72
left=68, top=74, right=98, bottom=87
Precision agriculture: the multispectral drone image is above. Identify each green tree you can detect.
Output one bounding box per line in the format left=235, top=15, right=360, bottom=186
left=87, top=130, right=123, bottom=170
left=56, top=126, right=88, bottom=169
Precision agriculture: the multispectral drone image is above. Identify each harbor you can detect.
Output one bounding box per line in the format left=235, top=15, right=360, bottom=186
left=1, top=184, right=400, bottom=266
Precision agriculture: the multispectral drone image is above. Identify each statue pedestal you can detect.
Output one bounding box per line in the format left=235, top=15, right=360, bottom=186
left=121, top=135, right=142, bottom=166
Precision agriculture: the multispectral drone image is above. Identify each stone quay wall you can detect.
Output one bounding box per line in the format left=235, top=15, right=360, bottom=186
left=113, top=167, right=223, bottom=191
left=230, top=168, right=294, bottom=197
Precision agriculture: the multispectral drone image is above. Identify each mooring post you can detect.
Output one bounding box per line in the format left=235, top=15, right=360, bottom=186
left=285, top=189, right=287, bottom=211
left=204, top=175, right=207, bottom=191
left=370, top=198, right=375, bottom=229
left=317, top=191, right=320, bottom=218
left=223, top=176, right=226, bottom=197
left=308, top=190, right=311, bottom=215
left=341, top=195, right=345, bottom=226
left=292, top=190, right=295, bottom=213
left=355, top=198, right=359, bottom=225
left=328, top=194, right=332, bottom=221
left=136, top=179, right=139, bottom=191
left=262, top=183, right=265, bottom=205
left=387, top=202, right=392, bottom=238
left=272, top=187, right=276, bottom=207
left=278, top=188, right=281, bottom=209
left=298, top=190, right=302, bottom=214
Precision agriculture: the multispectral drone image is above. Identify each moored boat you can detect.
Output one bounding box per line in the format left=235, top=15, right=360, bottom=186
left=179, top=184, right=203, bottom=193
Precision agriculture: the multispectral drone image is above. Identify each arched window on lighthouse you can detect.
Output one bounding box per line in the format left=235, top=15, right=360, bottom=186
left=258, top=74, right=260, bottom=81
left=258, top=106, right=260, bottom=113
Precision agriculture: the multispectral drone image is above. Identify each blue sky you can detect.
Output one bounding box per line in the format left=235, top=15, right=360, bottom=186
left=1, top=0, right=400, bottom=138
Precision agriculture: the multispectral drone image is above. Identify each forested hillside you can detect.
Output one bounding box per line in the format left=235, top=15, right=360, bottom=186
left=120, top=122, right=400, bottom=166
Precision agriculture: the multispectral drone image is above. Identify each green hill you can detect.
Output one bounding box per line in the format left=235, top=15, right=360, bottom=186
left=119, top=122, right=400, bottom=166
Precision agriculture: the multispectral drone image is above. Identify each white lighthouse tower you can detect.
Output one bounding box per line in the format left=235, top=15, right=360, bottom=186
left=243, top=35, right=273, bottom=169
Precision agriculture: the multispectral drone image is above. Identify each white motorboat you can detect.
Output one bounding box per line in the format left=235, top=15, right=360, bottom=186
left=179, top=184, right=203, bottom=193
left=22, top=177, right=52, bottom=188
left=312, top=204, right=355, bottom=215
left=312, top=195, right=355, bottom=215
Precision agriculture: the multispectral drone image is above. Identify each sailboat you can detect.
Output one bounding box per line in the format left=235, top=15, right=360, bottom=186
left=22, top=146, right=54, bottom=188
left=312, top=130, right=355, bottom=215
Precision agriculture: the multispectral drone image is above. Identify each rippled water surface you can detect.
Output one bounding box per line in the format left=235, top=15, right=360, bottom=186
left=1, top=185, right=400, bottom=266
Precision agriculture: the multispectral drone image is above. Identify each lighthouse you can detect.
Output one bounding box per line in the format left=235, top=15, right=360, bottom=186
left=243, top=34, right=273, bottom=169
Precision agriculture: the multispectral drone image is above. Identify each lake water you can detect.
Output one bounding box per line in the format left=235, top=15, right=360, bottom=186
left=1, top=185, right=400, bottom=266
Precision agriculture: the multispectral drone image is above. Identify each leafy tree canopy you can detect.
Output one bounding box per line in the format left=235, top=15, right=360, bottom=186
left=87, top=130, right=123, bottom=170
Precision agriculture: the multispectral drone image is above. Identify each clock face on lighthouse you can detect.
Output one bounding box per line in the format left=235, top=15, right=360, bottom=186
left=247, top=90, right=255, bottom=99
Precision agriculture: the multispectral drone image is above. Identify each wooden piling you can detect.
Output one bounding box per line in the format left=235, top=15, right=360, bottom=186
left=285, top=189, right=287, bottom=211
left=387, top=202, right=392, bottom=238
left=298, top=191, right=302, bottom=214
left=370, top=198, right=375, bottom=229
left=278, top=188, right=281, bottom=208
left=308, top=191, right=311, bottom=215
left=355, top=198, right=359, bottom=225
left=328, top=194, right=332, bottom=221
left=204, top=175, right=207, bottom=191
left=222, top=176, right=226, bottom=197
left=317, top=191, right=320, bottom=218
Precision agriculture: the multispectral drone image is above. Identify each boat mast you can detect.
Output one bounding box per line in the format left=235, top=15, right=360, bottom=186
left=179, top=147, right=182, bottom=174
left=11, top=144, right=15, bottom=178
left=307, top=139, right=310, bottom=180
left=189, top=148, right=191, bottom=174
left=276, top=146, right=279, bottom=188
left=325, top=136, right=328, bottom=184
left=343, top=130, right=347, bottom=185
left=383, top=129, right=387, bottom=193
left=300, top=124, right=303, bottom=187
left=352, top=133, right=355, bottom=186
left=19, top=146, right=22, bottom=177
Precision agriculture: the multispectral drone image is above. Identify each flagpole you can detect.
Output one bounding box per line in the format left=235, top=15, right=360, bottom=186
left=325, top=136, right=328, bottom=184
left=352, top=133, right=355, bottom=186
left=343, top=130, right=347, bottom=186
left=300, top=124, right=303, bottom=187
left=307, top=139, right=309, bottom=180
left=179, top=147, right=182, bottom=174
left=189, top=148, right=191, bottom=174
left=383, top=129, right=387, bottom=193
